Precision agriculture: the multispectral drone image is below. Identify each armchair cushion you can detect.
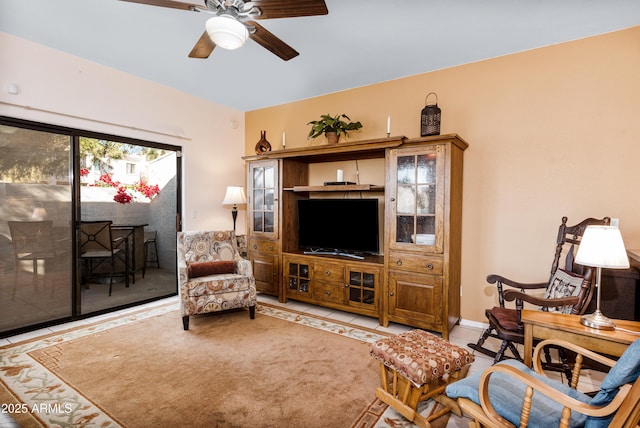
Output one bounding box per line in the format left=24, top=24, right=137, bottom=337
left=488, top=306, right=519, bottom=331
left=188, top=260, right=235, bottom=278
left=182, top=275, right=252, bottom=296
left=588, top=338, right=640, bottom=427
left=543, top=269, right=587, bottom=314
left=446, top=359, right=591, bottom=427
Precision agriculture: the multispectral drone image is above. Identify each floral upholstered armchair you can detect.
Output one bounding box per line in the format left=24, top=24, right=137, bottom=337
left=177, top=230, right=256, bottom=330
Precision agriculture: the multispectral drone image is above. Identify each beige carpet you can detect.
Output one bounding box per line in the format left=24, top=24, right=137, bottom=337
left=0, top=302, right=454, bottom=427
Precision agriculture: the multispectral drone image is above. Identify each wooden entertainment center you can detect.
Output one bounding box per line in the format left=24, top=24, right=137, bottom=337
left=243, top=134, right=468, bottom=339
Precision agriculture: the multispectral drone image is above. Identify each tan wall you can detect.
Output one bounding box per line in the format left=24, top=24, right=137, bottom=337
left=246, top=26, right=640, bottom=324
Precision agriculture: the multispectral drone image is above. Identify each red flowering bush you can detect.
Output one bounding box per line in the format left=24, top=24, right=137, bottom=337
left=134, top=180, right=160, bottom=199
left=113, top=187, right=133, bottom=204
left=80, top=168, right=90, bottom=177
left=98, top=173, right=119, bottom=187
left=87, top=172, right=160, bottom=204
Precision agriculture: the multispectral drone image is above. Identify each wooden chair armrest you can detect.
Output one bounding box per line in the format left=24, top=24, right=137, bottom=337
left=532, top=339, right=617, bottom=374
left=478, top=364, right=631, bottom=426
left=457, top=398, right=513, bottom=428
left=486, top=274, right=548, bottom=290
left=503, top=289, right=579, bottom=307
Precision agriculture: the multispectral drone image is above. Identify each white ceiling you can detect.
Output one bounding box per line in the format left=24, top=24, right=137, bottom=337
left=2, top=0, right=640, bottom=111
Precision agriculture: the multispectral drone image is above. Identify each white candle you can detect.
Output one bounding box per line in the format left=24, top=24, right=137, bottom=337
left=387, top=115, right=391, bottom=134
left=282, top=131, right=286, bottom=149
left=337, top=169, right=344, bottom=182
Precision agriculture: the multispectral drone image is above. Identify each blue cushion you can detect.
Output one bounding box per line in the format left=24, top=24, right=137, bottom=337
left=585, top=338, right=640, bottom=428
left=446, top=359, right=591, bottom=427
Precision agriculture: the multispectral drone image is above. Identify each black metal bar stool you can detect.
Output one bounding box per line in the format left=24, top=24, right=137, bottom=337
left=143, top=230, right=159, bottom=277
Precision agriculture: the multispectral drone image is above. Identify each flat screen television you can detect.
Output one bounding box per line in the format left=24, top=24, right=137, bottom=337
left=297, top=198, right=379, bottom=258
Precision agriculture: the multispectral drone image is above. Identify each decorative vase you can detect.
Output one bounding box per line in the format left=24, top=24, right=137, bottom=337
left=325, top=131, right=340, bottom=144
left=255, top=130, right=272, bottom=154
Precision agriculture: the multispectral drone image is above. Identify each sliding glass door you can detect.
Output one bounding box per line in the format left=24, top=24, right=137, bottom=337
left=79, top=139, right=178, bottom=313
left=0, top=117, right=180, bottom=336
left=0, top=123, right=73, bottom=332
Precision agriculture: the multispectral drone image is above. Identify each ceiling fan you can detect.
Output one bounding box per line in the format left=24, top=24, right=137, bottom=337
left=120, top=0, right=328, bottom=60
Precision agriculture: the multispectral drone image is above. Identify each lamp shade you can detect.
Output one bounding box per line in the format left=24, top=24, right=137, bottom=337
left=575, top=225, right=630, bottom=269
left=222, top=186, right=246, bottom=206
left=205, top=16, right=248, bottom=50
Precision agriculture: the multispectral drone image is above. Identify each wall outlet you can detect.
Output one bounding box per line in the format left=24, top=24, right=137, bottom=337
left=611, top=218, right=619, bottom=227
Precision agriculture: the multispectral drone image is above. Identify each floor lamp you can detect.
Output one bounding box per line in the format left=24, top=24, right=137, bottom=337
left=575, top=225, right=630, bottom=330
left=222, top=186, right=246, bottom=232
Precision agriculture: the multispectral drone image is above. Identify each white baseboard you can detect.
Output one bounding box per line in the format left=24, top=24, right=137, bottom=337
left=459, top=318, right=489, bottom=330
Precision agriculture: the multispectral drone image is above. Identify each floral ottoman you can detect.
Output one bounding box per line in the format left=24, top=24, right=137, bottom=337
left=370, top=329, right=474, bottom=428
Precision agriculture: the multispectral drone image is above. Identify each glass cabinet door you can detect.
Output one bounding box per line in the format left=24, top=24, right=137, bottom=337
left=287, top=261, right=310, bottom=294
left=347, top=268, right=378, bottom=308
left=389, top=146, right=444, bottom=252
left=248, top=160, right=278, bottom=239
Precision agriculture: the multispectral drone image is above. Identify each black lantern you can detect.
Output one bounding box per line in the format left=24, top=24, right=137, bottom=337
left=421, top=92, right=441, bottom=136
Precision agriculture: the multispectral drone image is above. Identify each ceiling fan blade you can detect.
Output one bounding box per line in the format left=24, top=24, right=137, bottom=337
left=247, top=21, right=299, bottom=61
left=119, top=0, right=205, bottom=12
left=188, top=31, right=216, bottom=58
left=246, top=0, right=328, bottom=19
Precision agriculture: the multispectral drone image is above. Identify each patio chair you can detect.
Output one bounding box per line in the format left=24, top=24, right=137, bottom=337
left=80, top=220, right=129, bottom=296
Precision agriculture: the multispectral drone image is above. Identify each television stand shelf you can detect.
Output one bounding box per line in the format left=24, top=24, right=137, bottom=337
left=288, top=184, right=384, bottom=192
left=282, top=251, right=383, bottom=322
left=303, top=250, right=365, bottom=260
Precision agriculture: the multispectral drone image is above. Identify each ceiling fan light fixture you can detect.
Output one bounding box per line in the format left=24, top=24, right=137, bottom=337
left=205, top=15, right=249, bottom=50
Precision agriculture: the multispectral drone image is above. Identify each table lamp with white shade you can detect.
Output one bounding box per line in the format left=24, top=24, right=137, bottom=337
left=575, top=225, right=630, bottom=330
left=222, top=186, right=246, bottom=232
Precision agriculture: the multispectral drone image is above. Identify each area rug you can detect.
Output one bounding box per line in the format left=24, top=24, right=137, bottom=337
left=0, top=301, right=460, bottom=427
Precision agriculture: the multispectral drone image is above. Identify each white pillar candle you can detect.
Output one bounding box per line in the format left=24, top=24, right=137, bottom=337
left=337, top=169, right=344, bottom=182
left=387, top=115, right=391, bottom=134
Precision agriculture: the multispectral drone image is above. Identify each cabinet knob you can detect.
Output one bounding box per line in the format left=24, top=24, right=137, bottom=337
left=390, top=197, right=396, bottom=202
left=253, top=244, right=258, bottom=250
left=389, top=292, right=394, bottom=296
left=344, top=283, right=349, bottom=288
left=325, top=290, right=331, bottom=296
left=426, top=263, right=434, bottom=270
left=268, top=245, right=273, bottom=251
left=325, top=270, right=331, bottom=276
left=396, top=259, right=403, bottom=266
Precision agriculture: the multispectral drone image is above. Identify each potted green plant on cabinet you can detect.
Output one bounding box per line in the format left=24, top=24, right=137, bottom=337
left=307, top=114, right=363, bottom=144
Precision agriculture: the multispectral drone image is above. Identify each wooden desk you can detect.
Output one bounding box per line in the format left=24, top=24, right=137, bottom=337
left=522, top=310, right=640, bottom=367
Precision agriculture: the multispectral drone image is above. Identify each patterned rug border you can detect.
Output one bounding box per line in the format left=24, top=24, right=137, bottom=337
left=0, top=301, right=392, bottom=427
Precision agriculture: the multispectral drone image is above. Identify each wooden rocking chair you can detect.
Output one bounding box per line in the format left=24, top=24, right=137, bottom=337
left=468, top=216, right=610, bottom=366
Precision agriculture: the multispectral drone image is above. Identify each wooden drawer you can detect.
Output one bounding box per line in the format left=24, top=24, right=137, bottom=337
left=313, top=261, right=345, bottom=282
left=388, top=251, right=443, bottom=275
left=313, top=282, right=345, bottom=304
left=248, top=238, right=280, bottom=255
